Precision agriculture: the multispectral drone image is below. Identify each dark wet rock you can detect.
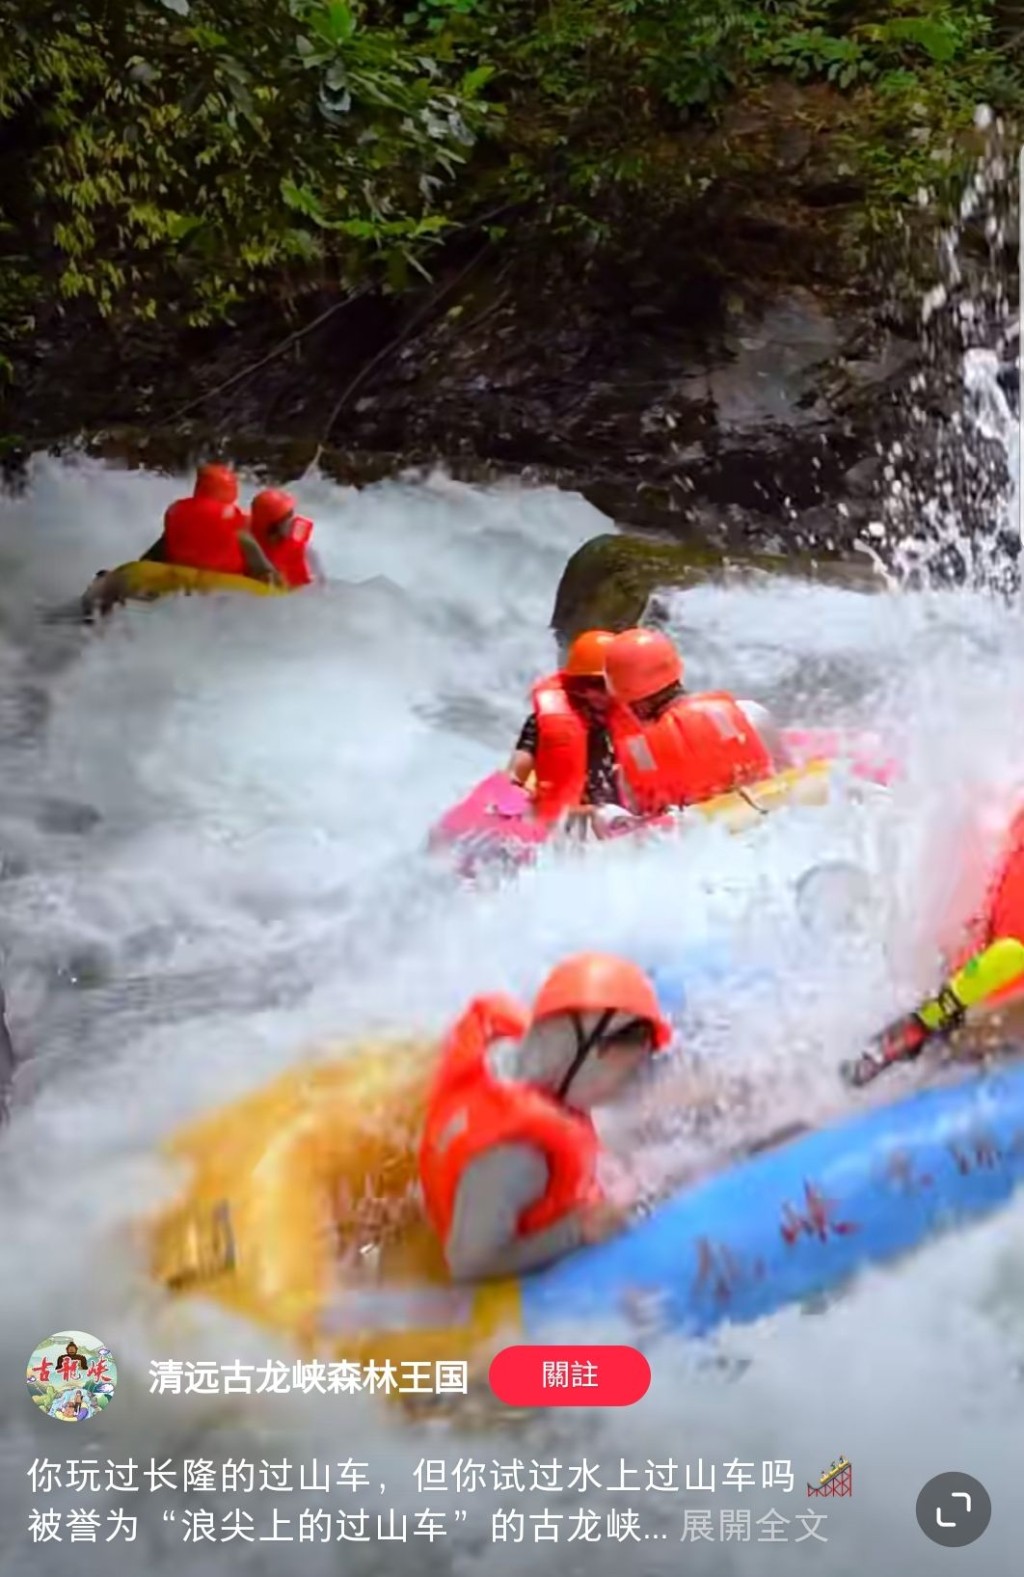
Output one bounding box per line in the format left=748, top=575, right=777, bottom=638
left=16, top=274, right=930, bottom=569
left=550, top=530, right=882, bottom=641
left=843, top=456, right=881, bottom=497
left=323, top=278, right=924, bottom=550
left=552, top=534, right=728, bottom=642
left=0, top=850, right=30, bottom=880
left=54, top=946, right=116, bottom=991
left=35, top=799, right=102, bottom=836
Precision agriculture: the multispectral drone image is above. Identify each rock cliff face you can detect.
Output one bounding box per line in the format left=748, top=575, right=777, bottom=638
left=15, top=259, right=933, bottom=557
left=325, top=276, right=923, bottom=552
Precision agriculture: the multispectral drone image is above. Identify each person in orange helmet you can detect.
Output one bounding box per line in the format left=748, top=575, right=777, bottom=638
left=419, top=953, right=674, bottom=1281
left=248, top=489, right=321, bottom=589
left=81, top=464, right=280, bottom=616
left=140, top=464, right=279, bottom=582
left=508, top=630, right=629, bottom=824
left=603, top=628, right=789, bottom=815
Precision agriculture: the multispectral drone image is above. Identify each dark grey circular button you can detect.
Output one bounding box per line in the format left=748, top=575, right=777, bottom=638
left=916, top=1473, right=991, bottom=1547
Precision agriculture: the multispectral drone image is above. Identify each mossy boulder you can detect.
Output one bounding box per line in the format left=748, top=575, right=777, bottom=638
left=551, top=529, right=884, bottom=643
left=550, top=532, right=781, bottom=642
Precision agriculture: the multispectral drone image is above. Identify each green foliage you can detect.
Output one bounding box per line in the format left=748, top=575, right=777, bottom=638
left=456, top=0, right=1012, bottom=259
left=402, top=0, right=483, bottom=39
left=0, top=0, right=496, bottom=324
left=749, top=2, right=993, bottom=86
left=0, top=0, right=1019, bottom=355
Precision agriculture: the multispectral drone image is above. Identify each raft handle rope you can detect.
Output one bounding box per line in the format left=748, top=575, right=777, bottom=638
left=736, top=786, right=769, bottom=816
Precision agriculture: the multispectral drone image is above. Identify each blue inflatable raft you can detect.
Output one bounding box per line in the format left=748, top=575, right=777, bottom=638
left=149, top=941, right=1024, bottom=1367
left=521, top=1055, right=1024, bottom=1337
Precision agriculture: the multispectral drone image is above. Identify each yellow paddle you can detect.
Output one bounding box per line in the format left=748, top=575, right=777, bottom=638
left=840, top=936, right=1024, bottom=1087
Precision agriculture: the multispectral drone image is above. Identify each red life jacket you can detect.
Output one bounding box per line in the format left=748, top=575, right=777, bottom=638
left=163, top=498, right=249, bottom=577
left=258, top=516, right=315, bottom=589
left=530, top=674, right=589, bottom=822
left=954, top=806, right=1024, bottom=1006
left=608, top=690, right=773, bottom=814
left=418, top=994, right=602, bottom=1253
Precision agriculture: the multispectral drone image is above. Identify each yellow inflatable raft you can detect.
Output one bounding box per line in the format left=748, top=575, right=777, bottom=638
left=84, top=559, right=289, bottom=615
left=689, top=758, right=832, bottom=831
left=563, top=759, right=832, bottom=830
left=147, top=1041, right=523, bottom=1380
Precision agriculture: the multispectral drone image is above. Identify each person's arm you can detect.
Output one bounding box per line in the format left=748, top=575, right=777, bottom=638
left=305, top=547, right=326, bottom=585
left=507, top=715, right=538, bottom=784
left=238, top=531, right=285, bottom=587
left=444, top=1144, right=592, bottom=1281
left=80, top=567, right=129, bottom=619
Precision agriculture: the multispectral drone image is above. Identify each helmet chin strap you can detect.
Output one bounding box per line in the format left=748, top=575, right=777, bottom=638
left=555, top=1010, right=615, bottom=1101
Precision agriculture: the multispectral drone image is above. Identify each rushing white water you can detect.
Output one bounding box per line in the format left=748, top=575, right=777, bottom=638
left=2, top=448, right=1024, bottom=1577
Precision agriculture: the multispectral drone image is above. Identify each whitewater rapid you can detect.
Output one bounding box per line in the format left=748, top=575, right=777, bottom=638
left=2, top=455, right=1024, bottom=1575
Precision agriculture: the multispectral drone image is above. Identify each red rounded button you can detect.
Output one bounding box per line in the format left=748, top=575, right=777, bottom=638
left=488, top=1344, right=651, bottom=1407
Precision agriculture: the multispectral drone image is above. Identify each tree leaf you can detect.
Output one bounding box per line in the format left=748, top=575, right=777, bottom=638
left=881, top=17, right=959, bottom=65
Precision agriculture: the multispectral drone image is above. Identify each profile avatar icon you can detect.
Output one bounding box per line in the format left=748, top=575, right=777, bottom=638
left=26, top=1330, right=118, bottom=1422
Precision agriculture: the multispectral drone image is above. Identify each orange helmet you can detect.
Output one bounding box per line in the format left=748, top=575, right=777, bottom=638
left=251, top=489, right=296, bottom=535
left=604, top=629, right=683, bottom=705
left=564, top=629, right=615, bottom=680
left=531, top=953, right=672, bottom=1049
left=194, top=464, right=239, bottom=504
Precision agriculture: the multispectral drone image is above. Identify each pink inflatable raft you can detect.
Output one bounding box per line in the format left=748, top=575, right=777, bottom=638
left=781, top=727, right=898, bottom=785
left=428, top=727, right=898, bottom=877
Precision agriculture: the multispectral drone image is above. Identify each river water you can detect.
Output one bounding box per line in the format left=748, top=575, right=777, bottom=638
left=2, top=402, right=1024, bottom=1575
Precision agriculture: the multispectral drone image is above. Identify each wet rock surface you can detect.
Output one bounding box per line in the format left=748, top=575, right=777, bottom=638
left=8, top=273, right=929, bottom=558
left=351, top=282, right=920, bottom=550
left=550, top=531, right=884, bottom=642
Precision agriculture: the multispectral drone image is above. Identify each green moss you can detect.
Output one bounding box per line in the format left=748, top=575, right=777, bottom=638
left=551, top=531, right=881, bottom=639
left=551, top=532, right=736, bottom=640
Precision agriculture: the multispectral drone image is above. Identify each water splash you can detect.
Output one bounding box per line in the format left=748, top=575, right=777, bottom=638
left=859, top=113, right=1020, bottom=594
